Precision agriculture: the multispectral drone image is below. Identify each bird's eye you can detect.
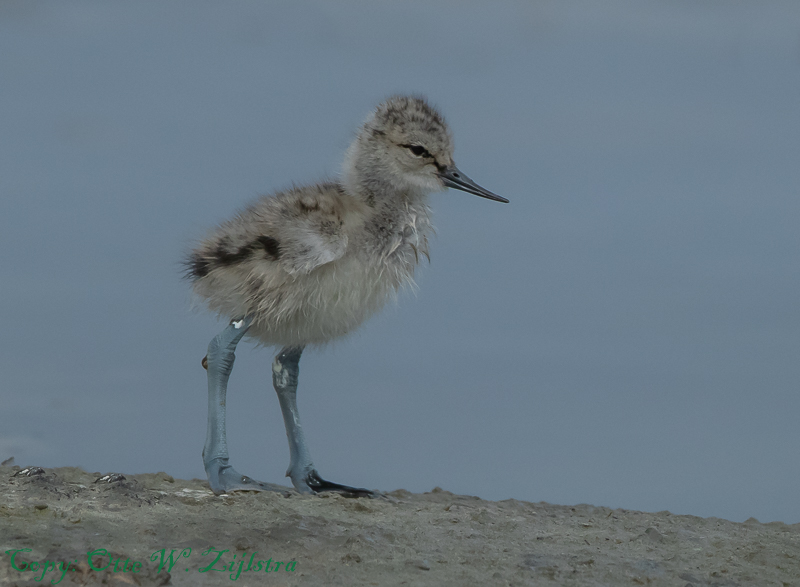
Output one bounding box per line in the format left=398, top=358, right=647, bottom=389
left=402, top=144, right=431, bottom=158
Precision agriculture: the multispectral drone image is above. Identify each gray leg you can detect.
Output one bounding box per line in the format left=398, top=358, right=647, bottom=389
left=272, top=346, right=374, bottom=497
left=203, top=317, right=286, bottom=495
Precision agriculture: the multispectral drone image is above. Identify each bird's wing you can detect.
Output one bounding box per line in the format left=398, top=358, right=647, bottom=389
left=275, top=219, right=348, bottom=275
left=267, top=190, right=349, bottom=275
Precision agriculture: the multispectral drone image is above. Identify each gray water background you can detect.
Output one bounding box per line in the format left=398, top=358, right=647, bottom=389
left=1, top=0, right=799, bottom=523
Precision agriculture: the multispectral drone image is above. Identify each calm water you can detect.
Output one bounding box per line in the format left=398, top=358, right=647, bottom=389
left=1, top=0, right=799, bottom=523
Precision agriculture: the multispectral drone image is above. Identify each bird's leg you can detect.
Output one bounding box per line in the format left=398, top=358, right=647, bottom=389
left=203, top=317, right=286, bottom=495
left=272, top=346, right=374, bottom=498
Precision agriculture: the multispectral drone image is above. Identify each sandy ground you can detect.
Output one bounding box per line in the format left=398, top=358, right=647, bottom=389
left=0, top=465, right=797, bottom=586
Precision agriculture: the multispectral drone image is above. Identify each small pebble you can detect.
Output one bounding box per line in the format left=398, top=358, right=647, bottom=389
left=645, top=527, right=664, bottom=542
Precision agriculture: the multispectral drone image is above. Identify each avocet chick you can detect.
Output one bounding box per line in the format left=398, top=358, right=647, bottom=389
left=186, top=95, right=507, bottom=497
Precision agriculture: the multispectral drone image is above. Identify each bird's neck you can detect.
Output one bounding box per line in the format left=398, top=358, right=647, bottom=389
left=342, top=169, right=429, bottom=211
left=340, top=167, right=433, bottom=263
left=342, top=143, right=430, bottom=209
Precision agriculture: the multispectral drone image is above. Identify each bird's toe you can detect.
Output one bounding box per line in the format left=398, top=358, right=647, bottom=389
left=302, top=469, right=378, bottom=499
left=206, top=460, right=289, bottom=496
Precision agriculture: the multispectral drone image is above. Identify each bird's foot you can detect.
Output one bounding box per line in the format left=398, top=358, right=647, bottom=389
left=205, top=458, right=288, bottom=496
left=295, top=469, right=377, bottom=498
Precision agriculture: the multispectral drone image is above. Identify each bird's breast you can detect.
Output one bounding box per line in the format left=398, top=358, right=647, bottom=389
left=359, top=201, right=432, bottom=269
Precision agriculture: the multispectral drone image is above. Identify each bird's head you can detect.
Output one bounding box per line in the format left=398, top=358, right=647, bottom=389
left=343, top=95, right=508, bottom=204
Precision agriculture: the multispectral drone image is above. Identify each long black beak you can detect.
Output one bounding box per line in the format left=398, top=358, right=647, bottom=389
left=437, top=165, right=509, bottom=203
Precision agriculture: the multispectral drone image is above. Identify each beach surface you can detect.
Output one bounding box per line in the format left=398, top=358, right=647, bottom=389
left=1, top=465, right=797, bottom=586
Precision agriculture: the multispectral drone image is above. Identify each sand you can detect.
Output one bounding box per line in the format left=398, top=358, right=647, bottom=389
left=1, top=465, right=797, bottom=586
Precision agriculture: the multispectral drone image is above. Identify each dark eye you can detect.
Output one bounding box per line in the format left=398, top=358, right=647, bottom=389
left=402, top=144, right=431, bottom=158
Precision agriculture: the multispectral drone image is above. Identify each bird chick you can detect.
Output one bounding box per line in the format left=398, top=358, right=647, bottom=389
left=186, top=95, right=507, bottom=497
